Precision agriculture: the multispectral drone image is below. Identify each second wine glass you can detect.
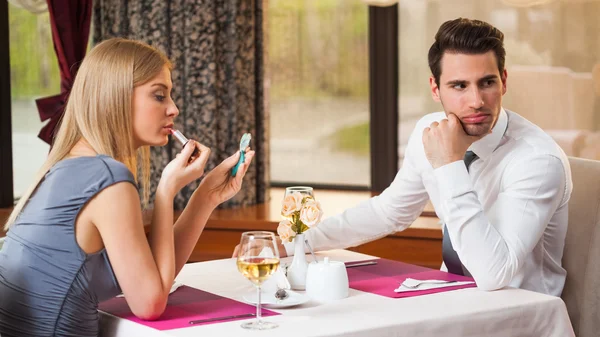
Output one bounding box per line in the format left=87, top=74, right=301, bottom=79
left=282, top=186, right=314, bottom=219
left=284, top=186, right=314, bottom=199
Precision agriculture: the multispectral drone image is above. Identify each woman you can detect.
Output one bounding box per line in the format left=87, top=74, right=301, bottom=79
left=0, top=38, right=254, bottom=336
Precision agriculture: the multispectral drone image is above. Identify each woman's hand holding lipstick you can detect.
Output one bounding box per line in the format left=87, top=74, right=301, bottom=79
left=159, top=138, right=211, bottom=198
left=170, top=129, right=200, bottom=163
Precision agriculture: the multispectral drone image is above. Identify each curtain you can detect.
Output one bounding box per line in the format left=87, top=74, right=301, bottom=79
left=35, top=0, right=92, bottom=145
left=93, top=0, right=269, bottom=209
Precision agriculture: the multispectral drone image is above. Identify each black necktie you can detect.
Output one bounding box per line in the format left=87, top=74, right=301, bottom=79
left=442, top=151, right=478, bottom=276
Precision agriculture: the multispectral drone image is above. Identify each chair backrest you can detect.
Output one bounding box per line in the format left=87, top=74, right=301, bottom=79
left=561, top=157, right=600, bottom=337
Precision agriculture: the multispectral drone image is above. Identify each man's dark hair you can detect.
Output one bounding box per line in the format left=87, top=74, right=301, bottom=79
left=428, top=18, right=506, bottom=87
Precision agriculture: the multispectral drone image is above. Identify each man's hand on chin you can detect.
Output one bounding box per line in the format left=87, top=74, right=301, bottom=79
left=422, top=113, right=489, bottom=168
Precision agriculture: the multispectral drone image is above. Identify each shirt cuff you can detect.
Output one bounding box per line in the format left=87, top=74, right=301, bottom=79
left=433, top=160, right=474, bottom=201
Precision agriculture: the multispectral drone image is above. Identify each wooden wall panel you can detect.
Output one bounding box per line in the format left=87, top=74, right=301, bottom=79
left=188, top=227, right=442, bottom=269
left=1, top=206, right=443, bottom=269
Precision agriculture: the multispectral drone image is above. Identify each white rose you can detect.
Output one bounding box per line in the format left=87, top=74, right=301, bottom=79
left=281, top=192, right=303, bottom=216
left=299, top=200, right=323, bottom=228
left=277, top=220, right=296, bottom=243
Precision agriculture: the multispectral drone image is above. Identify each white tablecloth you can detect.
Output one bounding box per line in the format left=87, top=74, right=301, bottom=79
left=99, top=250, right=575, bottom=337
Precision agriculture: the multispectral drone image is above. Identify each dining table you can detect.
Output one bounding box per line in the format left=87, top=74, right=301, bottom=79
left=99, top=249, right=575, bottom=337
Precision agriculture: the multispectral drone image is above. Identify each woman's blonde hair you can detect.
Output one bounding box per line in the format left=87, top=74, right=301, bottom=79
left=5, top=38, right=172, bottom=229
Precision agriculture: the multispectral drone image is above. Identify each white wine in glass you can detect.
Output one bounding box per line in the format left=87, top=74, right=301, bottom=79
left=236, top=231, right=280, bottom=330
left=237, top=257, right=280, bottom=286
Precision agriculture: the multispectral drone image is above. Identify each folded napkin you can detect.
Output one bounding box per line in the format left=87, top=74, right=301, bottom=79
left=394, top=278, right=475, bottom=293
left=116, top=282, right=183, bottom=298
left=262, top=267, right=291, bottom=292
left=258, top=247, right=290, bottom=293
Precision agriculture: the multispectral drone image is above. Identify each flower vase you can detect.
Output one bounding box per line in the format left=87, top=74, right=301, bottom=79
left=286, top=233, right=308, bottom=290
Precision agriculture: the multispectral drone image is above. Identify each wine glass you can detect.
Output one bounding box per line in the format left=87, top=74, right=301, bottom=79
left=284, top=186, right=314, bottom=199
left=282, top=186, right=314, bottom=219
left=236, top=231, right=280, bottom=330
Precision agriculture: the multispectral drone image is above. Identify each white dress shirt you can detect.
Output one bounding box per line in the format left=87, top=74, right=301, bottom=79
left=289, top=108, right=572, bottom=296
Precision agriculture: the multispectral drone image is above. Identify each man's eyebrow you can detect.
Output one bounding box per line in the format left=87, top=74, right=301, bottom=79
left=445, top=79, right=467, bottom=86
left=445, top=75, right=498, bottom=86
left=478, top=74, right=498, bottom=82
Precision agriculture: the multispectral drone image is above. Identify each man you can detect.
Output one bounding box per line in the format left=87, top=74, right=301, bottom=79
left=240, top=18, right=572, bottom=296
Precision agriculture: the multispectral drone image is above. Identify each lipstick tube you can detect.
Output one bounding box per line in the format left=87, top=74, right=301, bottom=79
left=170, top=129, right=200, bottom=160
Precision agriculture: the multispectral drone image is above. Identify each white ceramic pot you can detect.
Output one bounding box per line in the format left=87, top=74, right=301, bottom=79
left=305, top=257, right=349, bottom=301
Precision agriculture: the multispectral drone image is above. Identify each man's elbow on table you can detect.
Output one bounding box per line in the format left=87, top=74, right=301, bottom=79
left=474, top=276, right=508, bottom=292
left=474, top=267, right=520, bottom=291
left=471, top=263, right=517, bottom=292
left=465, top=248, right=523, bottom=291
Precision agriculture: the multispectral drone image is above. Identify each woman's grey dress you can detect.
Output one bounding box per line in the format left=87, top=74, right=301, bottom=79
left=0, top=155, right=136, bottom=336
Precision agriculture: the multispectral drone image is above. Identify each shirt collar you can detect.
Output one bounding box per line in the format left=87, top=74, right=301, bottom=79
left=468, top=107, right=508, bottom=161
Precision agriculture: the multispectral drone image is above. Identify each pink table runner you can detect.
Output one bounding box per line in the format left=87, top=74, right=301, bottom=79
left=346, top=259, right=477, bottom=298
left=98, top=286, right=279, bottom=330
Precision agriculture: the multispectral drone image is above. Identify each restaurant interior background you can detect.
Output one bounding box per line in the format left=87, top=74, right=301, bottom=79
left=7, top=0, right=600, bottom=200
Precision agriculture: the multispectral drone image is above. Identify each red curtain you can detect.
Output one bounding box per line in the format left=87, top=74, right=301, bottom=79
left=35, top=0, right=92, bottom=145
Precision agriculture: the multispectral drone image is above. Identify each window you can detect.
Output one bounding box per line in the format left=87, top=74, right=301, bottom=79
left=398, top=0, right=600, bottom=166
left=9, top=3, right=54, bottom=198
left=267, top=0, right=371, bottom=188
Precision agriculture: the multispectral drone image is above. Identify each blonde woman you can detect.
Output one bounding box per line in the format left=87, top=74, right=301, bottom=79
left=0, top=38, right=254, bottom=337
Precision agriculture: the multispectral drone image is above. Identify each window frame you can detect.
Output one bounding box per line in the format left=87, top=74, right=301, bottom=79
left=0, top=1, right=14, bottom=208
